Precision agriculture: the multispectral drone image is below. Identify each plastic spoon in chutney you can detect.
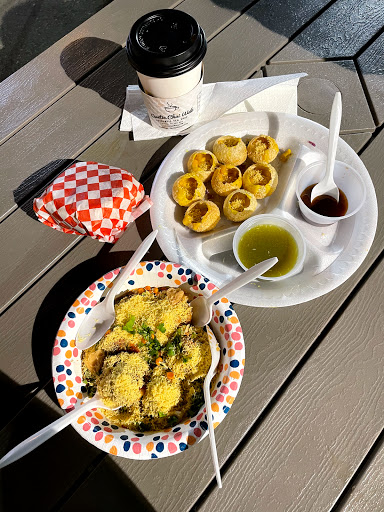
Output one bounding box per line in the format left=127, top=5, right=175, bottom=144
left=300, top=184, right=348, bottom=217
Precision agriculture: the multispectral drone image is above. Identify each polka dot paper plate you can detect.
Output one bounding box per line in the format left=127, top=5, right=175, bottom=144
left=52, top=261, right=245, bottom=460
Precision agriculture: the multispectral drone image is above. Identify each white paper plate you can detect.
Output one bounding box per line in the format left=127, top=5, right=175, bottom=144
left=150, top=112, right=377, bottom=307
left=52, top=262, right=245, bottom=459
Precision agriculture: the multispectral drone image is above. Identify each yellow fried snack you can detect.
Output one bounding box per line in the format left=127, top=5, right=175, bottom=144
left=212, top=135, right=247, bottom=166
left=247, top=135, right=279, bottom=164
left=279, top=148, right=292, bottom=162
left=223, top=189, right=257, bottom=222
left=97, top=352, right=149, bottom=408
left=183, top=200, right=220, bottom=232
left=142, top=367, right=181, bottom=416
left=172, top=173, right=206, bottom=207
left=211, top=165, right=242, bottom=197
left=187, top=150, right=218, bottom=182
left=242, top=163, right=278, bottom=199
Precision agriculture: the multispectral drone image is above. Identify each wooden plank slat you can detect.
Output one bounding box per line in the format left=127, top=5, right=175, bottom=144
left=54, top=131, right=384, bottom=512
left=0, top=0, right=183, bottom=146
left=341, top=133, right=371, bottom=153
left=357, top=32, right=384, bottom=126
left=336, top=437, right=384, bottom=512
left=198, top=258, right=384, bottom=512
left=265, top=61, right=376, bottom=133
left=270, top=0, right=384, bottom=63
left=176, top=0, right=252, bottom=40
left=0, top=210, right=81, bottom=315
left=202, top=0, right=334, bottom=83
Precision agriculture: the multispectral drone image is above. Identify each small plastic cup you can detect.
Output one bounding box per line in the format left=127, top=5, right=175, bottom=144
left=295, top=160, right=366, bottom=225
left=232, top=214, right=306, bottom=281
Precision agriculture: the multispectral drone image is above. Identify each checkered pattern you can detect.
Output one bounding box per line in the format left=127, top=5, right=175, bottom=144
left=33, top=162, right=152, bottom=243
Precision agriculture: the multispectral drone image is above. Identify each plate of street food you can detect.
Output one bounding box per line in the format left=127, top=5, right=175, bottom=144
left=150, top=112, right=377, bottom=307
left=52, top=261, right=244, bottom=459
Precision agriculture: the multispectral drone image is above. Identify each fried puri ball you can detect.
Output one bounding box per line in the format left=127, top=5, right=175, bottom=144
left=247, top=135, right=279, bottom=164
left=172, top=173, right=206, bottom=207
left=223, top=189, right=257, bottom=222
left=187, top=150, right=218, bottom=182
left=212, top=135, right=247, bottom=166
left=242, top=163, right=278, bottom=199
left=183, top=200, right=220, bottom=232
left=211, top=165, right=242, bottom=197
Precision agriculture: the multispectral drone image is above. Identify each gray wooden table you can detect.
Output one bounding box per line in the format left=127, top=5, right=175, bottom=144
left=0, top=1, right=383, bottom=511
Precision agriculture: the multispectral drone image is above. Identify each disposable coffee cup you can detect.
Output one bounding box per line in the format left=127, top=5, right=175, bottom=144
left=127, top=9, right=207, bottom=131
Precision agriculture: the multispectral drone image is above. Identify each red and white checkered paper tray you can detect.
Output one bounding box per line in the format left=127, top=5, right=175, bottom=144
left=33, top=162, right=152, bottom=243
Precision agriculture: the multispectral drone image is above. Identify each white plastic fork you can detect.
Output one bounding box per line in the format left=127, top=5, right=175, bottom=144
left=203, top=325, right=222, bottom=488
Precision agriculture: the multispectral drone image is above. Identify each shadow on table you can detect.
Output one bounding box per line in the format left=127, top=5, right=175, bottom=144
left=59, top=37, right=122, bottom=84
left=13, top=159, right=76, bottom=221
left=0, top=0, right=114, bottom=82
left=60, top=36, right=135, bottom=109
left=0, top=373, right=155, bottom=512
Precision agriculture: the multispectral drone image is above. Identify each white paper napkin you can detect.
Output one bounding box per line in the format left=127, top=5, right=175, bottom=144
left=120, top=73, right=307, bottom=141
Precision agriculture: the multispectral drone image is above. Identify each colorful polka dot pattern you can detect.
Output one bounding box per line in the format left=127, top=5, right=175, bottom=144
left=52, top=261, right=245, bottom=460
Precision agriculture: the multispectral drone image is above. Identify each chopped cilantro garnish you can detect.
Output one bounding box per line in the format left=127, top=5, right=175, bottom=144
left=148, top=339, right=161, bottom=358
left=164, top=328, right=183, bottom=358
left=137, top=323, right=152, bottom=341
left=165, top=344, right=175, bottom=356
left=122, top=315, right=135, bottom=333
left=183, top=357, right=190, bottom=363
left=158, top=411, right=166, bottom=418
left=187, top=388, right=204, bottom=417
left=137, top=422, right=151, bottom=432
left=84, top=381, right=97, bottom=398
left=168, top=415, right=179, bottom=426
left=157, top=323, right=166, bottom=333
left=137, top=323, right=161, bottom=360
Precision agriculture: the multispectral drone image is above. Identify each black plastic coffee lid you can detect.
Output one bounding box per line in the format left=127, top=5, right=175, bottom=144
left=127, top=9, right=207, bottom=78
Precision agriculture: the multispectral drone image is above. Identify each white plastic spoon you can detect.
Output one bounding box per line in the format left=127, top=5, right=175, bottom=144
left=0, top=394, right=119, bottom=469
left=203, top=325, right=222, bottom=488
left=190, top=257, right=278, bottom=328
left=310, top=92, right=342, bottom=203
left=76, top=229, right=158, bottom=350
